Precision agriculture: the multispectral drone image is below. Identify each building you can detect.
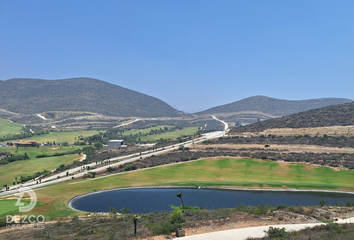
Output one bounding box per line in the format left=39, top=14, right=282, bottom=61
left=235, top=121, right=245, bottom=127
left=13, top=140, right=37, bottom=147
left=107, top=140, right=124, bottom=147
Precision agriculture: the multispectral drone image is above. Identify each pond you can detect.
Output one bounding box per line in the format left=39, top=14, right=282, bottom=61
left=69, top=187, right=354, bottom=214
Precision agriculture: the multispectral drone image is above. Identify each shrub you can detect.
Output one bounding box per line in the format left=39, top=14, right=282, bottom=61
left=125, top=164, right=137, bottom=171
left=109, top=207, right=117, bottom=218
left=152, top=222, right=174, bottom=235
left=276, top=204, right=287, bottom=210
left=264, top=226, right=289, bottom=238
left=120, top=208, right=132, bottom=214
left=106, top=167, right=115, bottom=173
left=256, top=204, right=268, bottom=215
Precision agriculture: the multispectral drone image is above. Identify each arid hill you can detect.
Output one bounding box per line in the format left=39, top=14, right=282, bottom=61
left=0, top=78, right=182, bottom=118
left=196, top=95, right=352, bottom=117
left=231, top=101, right=354, bottom=133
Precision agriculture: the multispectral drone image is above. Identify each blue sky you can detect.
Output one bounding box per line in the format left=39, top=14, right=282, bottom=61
left=1, top=1, right=353, bottom=113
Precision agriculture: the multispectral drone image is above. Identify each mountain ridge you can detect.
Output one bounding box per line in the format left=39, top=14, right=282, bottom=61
left=231, top=101, right=354, bottom=133
left=195, top=95, right=352, bottom=117
left=0, top=78, right=182, bottom=118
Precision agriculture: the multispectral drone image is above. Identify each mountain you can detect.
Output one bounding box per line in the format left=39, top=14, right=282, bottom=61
left=231, top=102, right=354, bottom=133
left=195, top=96, right=352, bottom=117
left=0, top=78, right=182, bottom=118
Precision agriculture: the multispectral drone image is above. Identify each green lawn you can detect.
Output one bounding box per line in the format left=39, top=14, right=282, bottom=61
left=123, top=125, right=173, bottom=135
left=0, top=130, right=102, bottom=145
left=0, top=154, right=80, bottom=187
left=140, top=127, right=199, bottom=141
left=1, top=145, right=81, bottom=159
left=0, top=119, right=23, bottom=136
left=0, top=199, right=22, bottom=215
left=2, top=158, right=354, bottom=219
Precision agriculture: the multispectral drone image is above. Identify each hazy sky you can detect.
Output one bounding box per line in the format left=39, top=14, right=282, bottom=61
left=1, top=1, right=353, bottom=113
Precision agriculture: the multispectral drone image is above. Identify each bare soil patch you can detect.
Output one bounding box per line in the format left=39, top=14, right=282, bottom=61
left=191, top=144, right=354, bottom=154
left=259, top=125, right=354, bottom=137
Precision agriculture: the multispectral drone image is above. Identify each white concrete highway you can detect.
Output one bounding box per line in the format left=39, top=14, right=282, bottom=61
left=212, top=115, right=229, bottom=132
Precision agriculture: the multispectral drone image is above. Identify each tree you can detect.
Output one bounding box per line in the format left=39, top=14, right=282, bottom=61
left=94, top=142, right=103, bottom=149
left=170, top=205, right=185, bottom=231
left=133, top=214, right=140, bottom=236
left=176, top=192, right=184, bottom=208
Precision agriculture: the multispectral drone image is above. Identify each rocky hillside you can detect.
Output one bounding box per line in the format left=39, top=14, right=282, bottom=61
left=196, top=96, right=352, bottom=117
left=231, top=102, right=354, bottom=133
left=0, top=78, right=182, bottom=118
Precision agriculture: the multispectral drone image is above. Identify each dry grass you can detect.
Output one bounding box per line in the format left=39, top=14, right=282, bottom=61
left=191, top=143, right=354, bottom=154
left=259, top=125, right=354, bottom=137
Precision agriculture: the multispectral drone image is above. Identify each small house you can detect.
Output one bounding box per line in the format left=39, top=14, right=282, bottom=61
left=13, top=140, right=37, bottom=147
left=107, top=140, right=124, bottom=147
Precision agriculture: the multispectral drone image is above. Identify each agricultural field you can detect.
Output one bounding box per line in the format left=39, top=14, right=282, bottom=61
left=0, top=129, right=102, bottom=145
left=140, top=127, right=199, bottom=141
left=0, top=119, right=23, bottom=136
left=0, top=145, right=81, bottom=159
left=123, top=125, right=173, bottom=135
left=0, top=199, right=19, bottom=216
left=2, top=158, right=354, bottom=219
left=0, top=153, right=81, bottom=188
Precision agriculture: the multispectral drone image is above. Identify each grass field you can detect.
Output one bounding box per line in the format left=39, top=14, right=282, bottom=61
left=0, top=199, right=22, bottom=215
left=2, top=158, right=354, bottom=219
left=0, top=119, right=23, bottom=136
left=140, top=127, right=199, bottom=141
left=0, top=130, right=102, bottom=145
left=0, top=145, right=81, bottom=159
left=123, top=125, right=173, bottom=135
left=0, top=126, right=197, bottom=145
left=0, top=154, right=80, bottom=187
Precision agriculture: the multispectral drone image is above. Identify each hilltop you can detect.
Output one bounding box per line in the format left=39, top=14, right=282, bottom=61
left=0, top=78, right=182, bottom=118
left=196, top=95, right=352, bottom=118
left=231, top=101, right=354, bottom=133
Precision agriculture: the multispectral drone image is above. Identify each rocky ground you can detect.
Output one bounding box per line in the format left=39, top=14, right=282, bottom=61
left=142, top=206, right=354, bottom=240
left=2, top=206, right=353, bottom=240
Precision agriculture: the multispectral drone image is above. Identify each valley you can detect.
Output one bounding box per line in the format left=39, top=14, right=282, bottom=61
left=0, top=78, right=354, bottom=239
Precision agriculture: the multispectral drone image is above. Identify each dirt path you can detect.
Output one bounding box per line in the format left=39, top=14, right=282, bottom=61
left=191, top=143, right=354, bottom=154
left=258, top=125, right=354, bottom=137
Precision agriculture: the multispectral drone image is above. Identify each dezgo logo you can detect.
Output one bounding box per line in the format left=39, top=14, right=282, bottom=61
left=15, top=187, right=37, bottom=212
